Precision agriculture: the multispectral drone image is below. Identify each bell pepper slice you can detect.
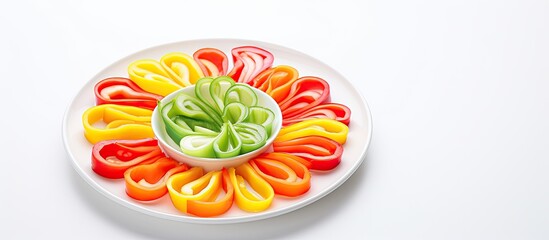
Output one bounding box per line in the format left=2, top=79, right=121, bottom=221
left=273, top=136, right=343, bottom=171
left=167, top=168, right=234, bottom=217
left=179, top=135, right=218, bottom=158
left=171, top=93, right=223, bottom=130
left=91, top=138, right=163, bottom=179
left=228, top=46, right=274, bottom=84
left=82, top=104, right=154, bottom=144
left=160, top=52, right=205, bottom=87
left=193, top=48, right=229, bottom=77
left=224, top=84, right=258, bottom=107
left=233, top=122, right=267, bottom=154
left=179, top=122, right=244, bottom=158
left=210, top=76, right=236, bottom=112
left=250, top=153, right=311, bottom=196
left=278, top=76, right=331, bottom=118
left=161, top=92, right=222, bottom=145
left=194, top=77, right=217, bottom=112
left=222, top=102, right=248, bottom=124
left=160, top=102, right=218, bottom=144
left=94, top=77, right=162, bottom=110
left=128, top=59, right=181, bottom=96
left=229, top=163, right=274, bottom=212
left=195, top=76, right=239, bottom=114
left=124, top=157, right=189, bottom=201
left=245, top=106, right=275, bottom=136
left=212, top=122, right=242, bottom=158
left=251, top=65, right=299, bottom=103
left=282, top=103, right=351, bottom=126
left=275, top=118, right=349, bottom=145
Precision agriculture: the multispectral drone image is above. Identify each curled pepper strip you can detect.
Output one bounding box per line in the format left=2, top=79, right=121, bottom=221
left=233, top=122, right=267, bottom=154
left=161, top=92, right=223, bottom=145
left=167, top=168, right=234, bottom=217
left=251, top=65, right=299, bottom=103
left=94, top=77, right=162, bottom=110
left=229, top=163, right=274, bottom=212
left=223, top=102, right=248, bottom=124
left=250, top=153, right=311, bottom=197
left=160, top=102, right=218, bottom=145
left=224, top=84, right=258, bottom=107
left=246, top=106, right=275, bottom=136
left=160, top=52, right=204, bottom=87
left=275, top=118, right=349, bottom=145
left=212, top=122, right=242, bottom=158
left=82, top=104, right=154, bottom=144
left=128, top=59, right=181, bottom=96
left=282, top=103, right=351, bottom=126
left=171, top=93, right=223, bottom=128
left=278, top=76, right=331, bottom=118
left=179, top=135, right=217, bottom=158
left=193, top=48, right=228, bottom=77
left=91, top=138, right=163, bottom=179
left=228, top=46, right=274, bottom=84
left=124, top=157, right=189, bottom=201
left=194, top=77, right=236, bottom=113
left=273, top=136, right=343, bottom=171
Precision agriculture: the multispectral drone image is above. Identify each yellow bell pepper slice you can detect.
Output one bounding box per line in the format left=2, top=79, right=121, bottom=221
left=128, top=59, right=181, bottom=96
left=167, top=167, right=234, bottom=217
left=274, top=118, right=349, bottom=144
left=229, top=162, right=274, bottom=212
left=160, top=52, right=204, bottom=87
left=82, top=104, right=154, bottom=144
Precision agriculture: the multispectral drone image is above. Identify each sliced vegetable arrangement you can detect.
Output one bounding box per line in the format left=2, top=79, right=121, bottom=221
left=161, top=77, right=274, bottom=158
left=81, top=45, right=352, bottom=217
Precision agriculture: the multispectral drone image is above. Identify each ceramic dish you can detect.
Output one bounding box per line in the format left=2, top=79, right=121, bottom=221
left=62, top=38, right=372, bottom=224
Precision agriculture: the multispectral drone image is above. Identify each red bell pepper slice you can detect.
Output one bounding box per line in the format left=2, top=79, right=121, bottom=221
left=124, top=157, right=189, bottom=201
left=282, top=103, right=351, bottom=126
left=91, top=138, right=165, bottom=179
left=228, top=46, right=274, bottom=84
left=273, top=136, right=343, bottom=171
left=250, top=153, right=311, bottom=197
left=94, top=77, right=163, bottom=110
left=193, top=48, right=229, bottom=77
left=278, top=76, right=331, bottom=119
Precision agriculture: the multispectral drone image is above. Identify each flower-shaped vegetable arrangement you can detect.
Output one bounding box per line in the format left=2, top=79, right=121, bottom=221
left=82, top=46, right=352, bottom=217
left=161, top=76, right=275, bottom=158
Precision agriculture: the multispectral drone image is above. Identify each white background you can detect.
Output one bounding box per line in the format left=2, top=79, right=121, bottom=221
left=1, top=0, right=548, bottom=239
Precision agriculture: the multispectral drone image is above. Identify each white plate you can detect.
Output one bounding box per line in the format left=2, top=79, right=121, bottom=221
left=62, top=39, right=373, bottom=224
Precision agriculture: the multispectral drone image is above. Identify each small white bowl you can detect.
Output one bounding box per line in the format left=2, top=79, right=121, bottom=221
left=151, top=85, right=282, bottom=172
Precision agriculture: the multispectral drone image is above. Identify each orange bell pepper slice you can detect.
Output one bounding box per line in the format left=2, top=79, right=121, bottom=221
left=250, top=153, right=311, bottom=197
left=251, top=65, right=299, bottom=103
left=124, top=158, right=189, bottom=201
left=167, top=168, right=234, bottom=217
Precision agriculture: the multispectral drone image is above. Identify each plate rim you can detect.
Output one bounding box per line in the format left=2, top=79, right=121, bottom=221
left=62, top=38, right=373, bottom=224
